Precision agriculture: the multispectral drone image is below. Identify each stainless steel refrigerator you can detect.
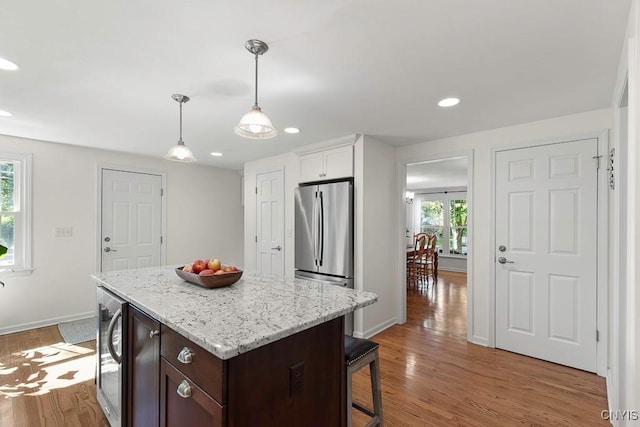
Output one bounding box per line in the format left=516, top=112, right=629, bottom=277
left=294, top=178, right=354, bottom=334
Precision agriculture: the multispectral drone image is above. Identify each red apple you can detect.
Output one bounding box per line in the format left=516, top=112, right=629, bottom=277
left=183, top=263, right=194, bottom=273
left=199, top=269, right=215, bottom=276
left=214, top=269, right=226, bottom=275
left=192, top=259, right=207, bottom=274
left=207, top=258, right=222, bottom=272
left=223, top=266, right=234, bottom=273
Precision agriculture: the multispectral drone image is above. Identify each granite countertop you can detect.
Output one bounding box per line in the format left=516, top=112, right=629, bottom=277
left=91, top=266, right=377, bottom=360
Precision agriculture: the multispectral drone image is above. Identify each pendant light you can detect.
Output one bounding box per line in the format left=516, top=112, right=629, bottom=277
left=234, top=39, right=277, bottom=140
left=165, top=94, right=197, bottom=162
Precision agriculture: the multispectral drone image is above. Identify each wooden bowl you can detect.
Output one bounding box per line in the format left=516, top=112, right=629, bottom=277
left=175, top=266, right=243, bottom=289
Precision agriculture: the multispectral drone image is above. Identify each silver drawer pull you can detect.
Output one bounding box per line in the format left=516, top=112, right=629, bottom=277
left=177, top=380, right=191, bottom=398
left=149, top=329, right=160, bottom=339
left=177, top=347, right=193, bottom=364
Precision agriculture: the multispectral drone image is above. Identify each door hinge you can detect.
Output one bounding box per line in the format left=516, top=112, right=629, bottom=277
left=592, top=155, right=602, bottom=169
left=160, top=236, right=163, bottom=244
left=255, top=187, right=258, bottom=194
left=596, top=329, right=600, bottom=342
left=255, top=235, right=258, bottom=243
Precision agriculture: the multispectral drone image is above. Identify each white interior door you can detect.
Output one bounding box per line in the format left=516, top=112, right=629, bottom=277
left=256, top=170, right=284, bottom=275
left=495, top=139, right=598, bottom=372
left=101, top=169, right=163, bottom=272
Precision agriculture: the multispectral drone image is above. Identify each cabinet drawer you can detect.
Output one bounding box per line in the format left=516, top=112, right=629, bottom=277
left=160, top=358, right=225, bottom=427
left=161, top=325, right=226, bottom=403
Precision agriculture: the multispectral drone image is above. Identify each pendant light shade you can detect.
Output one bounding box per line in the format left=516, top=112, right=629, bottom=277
left=165, top=94, right=197, bottom=162
left=235, top=106, right=277, bottom=139
left=234, top=39, right=277, bottom=140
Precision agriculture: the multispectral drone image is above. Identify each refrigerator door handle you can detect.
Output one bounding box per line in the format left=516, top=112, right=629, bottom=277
left=312, top=191, right=318, bottom=266
left=318, top=190, right=324, bottom=267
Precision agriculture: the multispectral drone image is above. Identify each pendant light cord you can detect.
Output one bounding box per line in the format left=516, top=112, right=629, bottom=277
left=178, top=100, right=183, bottom=143
left=254, top=53, right=259, bottom=108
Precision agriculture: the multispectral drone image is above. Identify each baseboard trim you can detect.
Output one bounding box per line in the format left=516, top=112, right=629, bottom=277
left=355, top=317, right=397, bottom=339
left=0, top=311, right=96, bottom=335
left=439, top=267, right=467, bottom=273
left=470, top=335, right=489, bottom=347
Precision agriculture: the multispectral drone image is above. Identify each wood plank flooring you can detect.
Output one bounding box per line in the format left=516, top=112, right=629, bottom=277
left=351, top=271, right=608, bottom=426
left=0, top=325, right=109, bottom=426
left=1, top=271, right=607, bottom=426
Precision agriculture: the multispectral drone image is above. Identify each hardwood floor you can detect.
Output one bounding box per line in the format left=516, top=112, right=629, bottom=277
left=1, top=271, right=608, bottom=426
left=0, top=325, right=109, bottom=426
left=351, top=271, right=608, bottom=426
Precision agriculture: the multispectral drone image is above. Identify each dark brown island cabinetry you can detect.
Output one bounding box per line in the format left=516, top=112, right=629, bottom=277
left=127, top=306, right=160, bottom=427
left=126, top=304, right=345, bottom=427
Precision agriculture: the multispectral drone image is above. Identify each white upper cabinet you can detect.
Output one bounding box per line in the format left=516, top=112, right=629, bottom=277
left=298, top=145, right=353, bottom=183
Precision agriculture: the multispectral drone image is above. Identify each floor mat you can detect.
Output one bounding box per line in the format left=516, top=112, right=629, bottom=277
left=57, top=317, right=96, bottom=344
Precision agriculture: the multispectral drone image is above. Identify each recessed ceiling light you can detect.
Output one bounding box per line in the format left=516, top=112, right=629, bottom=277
left=0, top=110, right=13, bottom=117
left=284, top=127, right=301, bottom=134
left=0, top=57, right=19, bottom=71
left=438, top=97, right=460, bottom=107
left=210, top=152, right=223, bottom=157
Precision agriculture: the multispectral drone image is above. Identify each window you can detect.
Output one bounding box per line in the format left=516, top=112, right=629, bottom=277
left=418, top=192, right=467, bottom=256
left=0, top=153, right=32, bottom=275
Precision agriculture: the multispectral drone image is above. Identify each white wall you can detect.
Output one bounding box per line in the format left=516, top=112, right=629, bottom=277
left=396, top=108, right=612, bottom=345
left=355, top=135, right=397, bottom=337
left=243, top=152, right=299, bottom=277
left=610, top=0, right=639, bottom=420
left=0, top=134, right=243, bottom=334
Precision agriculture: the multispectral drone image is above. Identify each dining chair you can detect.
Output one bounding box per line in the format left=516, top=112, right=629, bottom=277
left=407, top=233, right=427, bottom=288
left=420, top=233, right=438, bottom=285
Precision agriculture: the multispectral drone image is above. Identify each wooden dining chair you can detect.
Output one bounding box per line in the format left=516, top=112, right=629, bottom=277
left=407, top=233, right=427, bottom=288
left=420, top=234, right=438, bottom=285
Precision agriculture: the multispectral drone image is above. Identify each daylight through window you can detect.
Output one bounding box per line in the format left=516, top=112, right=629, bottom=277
left=0, top=153, right=31, bottom=273
left=419, top=193, right=467, bottom=256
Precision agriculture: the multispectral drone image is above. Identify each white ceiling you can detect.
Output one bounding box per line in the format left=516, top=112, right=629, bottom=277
left=407, top=157, right=468, bottom=190
left=0, top=1, right=631, bottom=170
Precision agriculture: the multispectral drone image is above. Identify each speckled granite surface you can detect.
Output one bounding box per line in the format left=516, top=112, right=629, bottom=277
left=91, top=266, right=377, bottom=360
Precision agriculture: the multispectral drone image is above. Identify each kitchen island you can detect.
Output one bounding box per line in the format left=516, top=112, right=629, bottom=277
left=92, top=266, right=377, bottom=427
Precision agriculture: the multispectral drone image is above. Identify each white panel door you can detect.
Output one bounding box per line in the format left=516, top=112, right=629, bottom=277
left=101, top=169, right=162, bottom=272
left=495, top=139, right=598, bottom=372
left=256, top=170, right=285, bottom=275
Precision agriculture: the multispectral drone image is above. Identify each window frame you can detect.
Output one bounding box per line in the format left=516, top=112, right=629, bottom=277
left=415, top=191, right=468, bottom=258
left=0, top=153, right=32, bottom=277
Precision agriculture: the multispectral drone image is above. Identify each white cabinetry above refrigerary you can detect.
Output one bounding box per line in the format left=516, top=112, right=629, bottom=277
left=298, top=145, right=353, bottom=183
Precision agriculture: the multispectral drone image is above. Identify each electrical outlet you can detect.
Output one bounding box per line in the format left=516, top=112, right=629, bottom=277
left=289, top=362, right=304, bottom=397
left=54, top=226, right=73, bottom=237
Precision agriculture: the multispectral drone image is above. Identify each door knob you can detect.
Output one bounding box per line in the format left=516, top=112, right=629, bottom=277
left=498, top=257, right=514, bottom=264
left=272, top=245, right=282, bottom=251
left=104, top=247, right=117, bottom=252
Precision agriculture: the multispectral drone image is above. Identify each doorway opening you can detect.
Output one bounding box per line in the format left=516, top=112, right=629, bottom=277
left=402, top=155, right=471, bottom=338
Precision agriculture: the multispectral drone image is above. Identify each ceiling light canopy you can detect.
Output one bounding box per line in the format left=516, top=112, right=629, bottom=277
left=438, top=97, right=461, bottom=107
left=234, top=39, right=277, bottom=140
left=0, top=110, right=13, bottom=117
left=284, top=127, right=301, bottom=134
left=165, top=94, right=197, bottom=163
left=0, top=56, right=18, bottom=71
